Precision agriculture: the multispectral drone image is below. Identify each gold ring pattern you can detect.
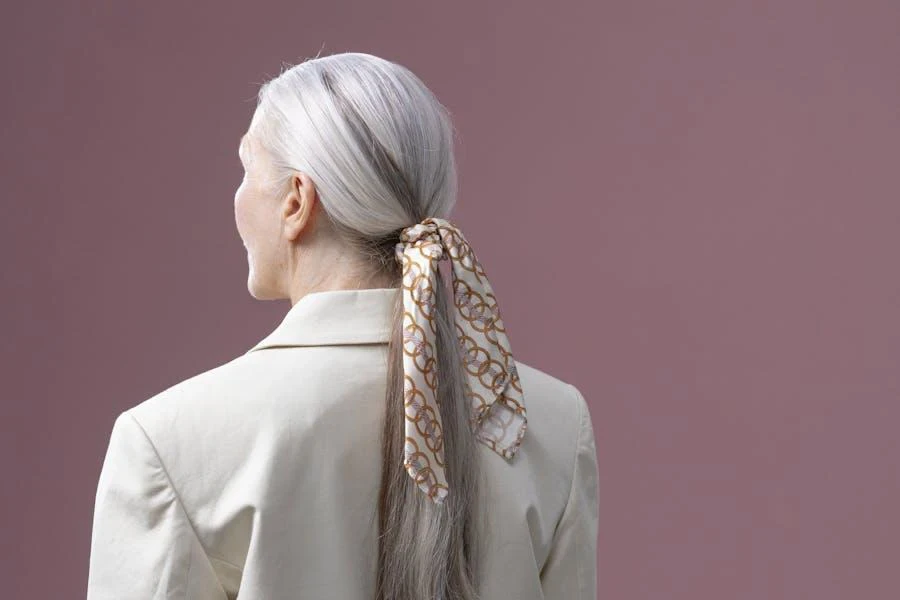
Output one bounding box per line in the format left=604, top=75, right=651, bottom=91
left=394, top=217, right=528, bottom=504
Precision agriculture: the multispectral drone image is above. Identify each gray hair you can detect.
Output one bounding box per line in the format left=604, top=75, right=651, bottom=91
left=247, top=51, right=486, bottom=599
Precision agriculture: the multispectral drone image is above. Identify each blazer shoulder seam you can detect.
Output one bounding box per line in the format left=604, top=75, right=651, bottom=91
left=565, top=382, right=588, bottom=593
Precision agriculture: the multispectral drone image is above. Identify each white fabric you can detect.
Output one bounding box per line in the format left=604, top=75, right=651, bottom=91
left=87, top=287, right=599, bottom=599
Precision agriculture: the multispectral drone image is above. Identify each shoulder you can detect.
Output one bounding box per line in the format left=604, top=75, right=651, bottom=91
left=120, top=352, right=273, bottom=479
left=512, top=359, right=593, bottom=476
left=125, top=344, right=381, bottom=439
left=126, top=355, right=246, bottom=434
left=514, top=359, right=588, bottom=436
left=111, top=353, right=269, bottom=512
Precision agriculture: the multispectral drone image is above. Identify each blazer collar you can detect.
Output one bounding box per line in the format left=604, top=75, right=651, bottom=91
left=245, top=287, right=399, bottom=354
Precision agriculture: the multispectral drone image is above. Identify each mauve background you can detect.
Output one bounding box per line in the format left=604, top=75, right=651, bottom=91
left=1, top=0, right=898, bottom=597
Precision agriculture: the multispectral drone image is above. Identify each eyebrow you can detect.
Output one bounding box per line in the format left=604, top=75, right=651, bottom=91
left=238, top=134, right=248, bottom=156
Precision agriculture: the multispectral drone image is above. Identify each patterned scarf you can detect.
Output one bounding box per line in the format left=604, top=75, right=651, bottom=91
left=393, top=217, right=528, bottom=504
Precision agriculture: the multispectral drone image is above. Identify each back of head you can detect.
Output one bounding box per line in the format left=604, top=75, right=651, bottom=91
left=248, top=51, right=458, bottom=264
left=248, top=52, right=485, bottom=600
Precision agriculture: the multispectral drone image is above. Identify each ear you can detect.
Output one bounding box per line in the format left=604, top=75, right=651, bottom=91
left=282, top=171, right=318, bottom=242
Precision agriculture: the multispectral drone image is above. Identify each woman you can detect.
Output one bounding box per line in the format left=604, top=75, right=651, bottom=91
left=86, top=51, right=599, bottom=600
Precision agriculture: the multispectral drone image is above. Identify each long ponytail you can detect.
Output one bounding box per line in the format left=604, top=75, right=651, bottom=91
left=377, top=256, right=486, bottom=600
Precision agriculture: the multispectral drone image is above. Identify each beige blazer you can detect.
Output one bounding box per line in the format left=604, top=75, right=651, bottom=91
left=86, top=287, right=599, bottom=599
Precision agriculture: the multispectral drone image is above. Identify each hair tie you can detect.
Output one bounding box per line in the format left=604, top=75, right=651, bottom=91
left=393, top=217, right=527, bottom=504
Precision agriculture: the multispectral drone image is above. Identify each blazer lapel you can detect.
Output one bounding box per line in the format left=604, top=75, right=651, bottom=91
left=245, top=287, right=399, bottom=353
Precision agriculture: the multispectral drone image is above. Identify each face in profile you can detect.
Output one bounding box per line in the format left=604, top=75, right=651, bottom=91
left=234, top=132, right=286, bottom=300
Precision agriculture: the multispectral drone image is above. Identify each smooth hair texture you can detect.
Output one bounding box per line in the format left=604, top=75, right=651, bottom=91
left=247, top=51, right=488, bottom=599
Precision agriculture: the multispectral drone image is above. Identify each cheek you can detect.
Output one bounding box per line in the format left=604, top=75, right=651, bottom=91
left=235, top=181, right=278, bottom=255
left=234, top=182, right=253, bottom=242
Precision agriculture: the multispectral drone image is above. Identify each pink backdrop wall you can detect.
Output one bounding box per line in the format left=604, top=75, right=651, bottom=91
left=2, top=1, right=898, bottom=597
